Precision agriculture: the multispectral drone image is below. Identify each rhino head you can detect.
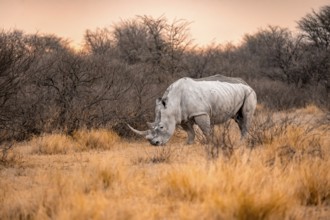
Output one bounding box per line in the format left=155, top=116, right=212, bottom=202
left=128, top=97, right=176, bottom=146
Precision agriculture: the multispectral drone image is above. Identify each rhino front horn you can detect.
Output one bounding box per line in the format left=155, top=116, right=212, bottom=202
left=127, top=124, right=150, bottom=136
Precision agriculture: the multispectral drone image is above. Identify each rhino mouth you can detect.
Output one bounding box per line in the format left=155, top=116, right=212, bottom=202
left=150, top=139, right=163, bottom=146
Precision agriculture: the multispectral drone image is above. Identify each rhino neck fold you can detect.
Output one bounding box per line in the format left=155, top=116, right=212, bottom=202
left=161, top=82, right=183, bottom=124
left=165, top=115, right=177, bottom=140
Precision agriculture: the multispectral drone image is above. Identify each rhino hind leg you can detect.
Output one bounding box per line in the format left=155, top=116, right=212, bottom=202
left=234, top=107, right=247, bottom=138
left=235, top=92, right=257, bottom=138
left=181, top=121, right=195, bottom=144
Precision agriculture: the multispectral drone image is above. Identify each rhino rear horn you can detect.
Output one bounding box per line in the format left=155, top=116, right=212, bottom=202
left=127, top=124, right=150, bottom=136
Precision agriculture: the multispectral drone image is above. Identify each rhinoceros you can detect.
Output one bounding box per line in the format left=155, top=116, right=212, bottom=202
left=128, top=74, right=257, bottom=146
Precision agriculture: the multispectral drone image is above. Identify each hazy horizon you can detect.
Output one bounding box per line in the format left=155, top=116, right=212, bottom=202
left=1, top=0, right=329, bottom=48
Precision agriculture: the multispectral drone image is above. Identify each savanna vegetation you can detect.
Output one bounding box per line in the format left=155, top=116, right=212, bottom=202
left=0, top=106, right=329, bottom=219
left=0, top=5, right=329, bottom=220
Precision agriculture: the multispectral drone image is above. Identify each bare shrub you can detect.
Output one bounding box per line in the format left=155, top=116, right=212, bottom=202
left=250, top=79, right=311, bottom=110
left=207, top=121, right=237, bottom=159
left=247, top=112, right=293, bottom=148
left=248, top=109, right=328, bottom=168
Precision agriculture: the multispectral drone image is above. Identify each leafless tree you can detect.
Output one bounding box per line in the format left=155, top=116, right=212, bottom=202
left=83, top=28, right=113, bottom=55
left=183, top=46, right=219, bottom=78
left=243, top=26, right=305, bottom=85
left=298, top=5, right=330, bottom=50
left=0, top=30, right=37, bottom=141
left=113, top=19, right=149, bottom=64
left=297, top=5, right=330, bottom=95
left=113, top=16, right=192, bottom=77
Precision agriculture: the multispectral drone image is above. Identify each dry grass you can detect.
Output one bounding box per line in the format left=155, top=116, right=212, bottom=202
left=73, top=129, right=120, bottom=151
left=28, top=129, right=120, bottom=155
left=0, top=106, right=329, bottom=220
left=30, top=133, right=80, bottom=154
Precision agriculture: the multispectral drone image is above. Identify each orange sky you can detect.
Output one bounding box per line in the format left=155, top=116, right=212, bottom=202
left=1, top=0, right=329, bottom=48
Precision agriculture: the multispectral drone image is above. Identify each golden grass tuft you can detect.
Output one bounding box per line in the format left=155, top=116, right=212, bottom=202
left=30, top=133, right=80, bottom=154
left=73, top=129, right=120, bottom=150
left=161, top=166, right=206, bottom=202
left=207, top=160, right=291, bottom=219
left=293, top=159, right=330, bottom=206
left=28, top=129, right=120, bottom=154
left=298, top=104, right=323, bottom=115
left=204, top=190, right=288, bottom=220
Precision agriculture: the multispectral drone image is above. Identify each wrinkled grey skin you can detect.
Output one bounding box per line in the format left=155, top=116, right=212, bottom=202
left=128, top=74, right=257, bottom=146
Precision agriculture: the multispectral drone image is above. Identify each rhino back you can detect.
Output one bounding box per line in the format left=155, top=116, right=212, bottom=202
left=194, top=74, right=248, bottom=85
left=179, top=78, right=251, bottom=123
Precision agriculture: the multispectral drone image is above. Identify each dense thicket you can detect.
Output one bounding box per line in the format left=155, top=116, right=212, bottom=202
left=0, top=6, right=329, bottom=142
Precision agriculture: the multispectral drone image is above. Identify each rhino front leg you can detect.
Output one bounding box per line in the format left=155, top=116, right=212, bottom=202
left=194, top=114, right=219, bottom=158
left=181, top=121, right=195, bottom=144
left=194, top=114, right=212, bottom=143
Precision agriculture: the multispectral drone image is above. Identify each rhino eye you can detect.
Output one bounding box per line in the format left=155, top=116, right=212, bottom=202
left=159, top=125, right=164, bottom=130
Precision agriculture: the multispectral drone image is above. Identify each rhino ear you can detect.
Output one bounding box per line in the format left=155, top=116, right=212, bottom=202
left=161, top=97, right=168, bottom=108
left=156, top=98, right=162, bottom=106
left=156, top=97, right=167, bottom=109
